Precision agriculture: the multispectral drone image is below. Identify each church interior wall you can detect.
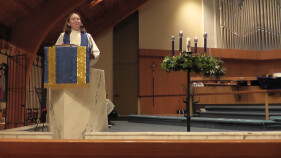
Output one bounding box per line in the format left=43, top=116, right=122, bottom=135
left=139, top=0, right=204, bottom=50
left=81, top=0, right=212, bottom=114
left=95, top=28, right=114, bottom=101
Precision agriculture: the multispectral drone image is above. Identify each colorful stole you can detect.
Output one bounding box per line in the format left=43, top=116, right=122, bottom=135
left=63, top=32, right=89, bottom=46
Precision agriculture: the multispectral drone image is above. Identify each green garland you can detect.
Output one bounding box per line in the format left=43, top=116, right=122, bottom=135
left=161, top=52, right=226, bottom=78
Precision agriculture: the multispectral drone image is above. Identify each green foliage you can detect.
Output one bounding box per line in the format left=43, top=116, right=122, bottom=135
left=161, top=52, right=226, bottom=78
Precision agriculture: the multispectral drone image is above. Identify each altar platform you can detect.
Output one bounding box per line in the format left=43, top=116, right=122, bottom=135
left=127, top=104, right=281, bottom=131
left=1, top=120, right=281, bottom=140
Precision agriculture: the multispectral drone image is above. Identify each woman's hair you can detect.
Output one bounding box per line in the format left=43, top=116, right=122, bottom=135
left=63, top=12, right=86, bottom=34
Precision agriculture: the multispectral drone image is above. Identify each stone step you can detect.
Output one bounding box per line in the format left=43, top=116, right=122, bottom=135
left=84, top=131, right=281, bottom=140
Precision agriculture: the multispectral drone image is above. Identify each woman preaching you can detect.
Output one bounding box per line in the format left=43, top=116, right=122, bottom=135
left=55, top=12, right=100, bottom=66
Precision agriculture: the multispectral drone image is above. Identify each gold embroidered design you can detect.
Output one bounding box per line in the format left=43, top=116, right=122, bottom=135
left=48, top=47, right=56, bottom=85
left=77, top=46, right=87, bottom=84
left=45, top=46, right=89, bottom=89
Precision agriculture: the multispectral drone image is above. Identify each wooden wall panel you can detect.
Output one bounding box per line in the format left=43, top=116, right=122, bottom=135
left=260, top=60, right=281, bottom=75
left=139, top=48, right=281, bottom=114
left=139, top=57, right=154, bottom=96
left=221, top=59, right=262, bottom=77
left=140, top=87, right=281, bottom=115
left=140, top=97, right=186, bottom=114
left=155, top=58, right=187, bottom=95
left=139, top=57, right=187, bottom=96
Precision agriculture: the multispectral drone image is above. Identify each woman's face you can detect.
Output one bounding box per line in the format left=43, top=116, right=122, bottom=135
left=68, top=13, right=82, bottom=31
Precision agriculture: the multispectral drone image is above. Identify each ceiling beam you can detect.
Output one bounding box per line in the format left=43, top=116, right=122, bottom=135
left=10, top=0, right=88, bottom=53
left=87, top=0, right=150, bottom=38
left=90, top=0, right=103, bottom=8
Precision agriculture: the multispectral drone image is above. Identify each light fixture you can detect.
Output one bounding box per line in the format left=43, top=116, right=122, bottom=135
left=90, top=0, right=103, bottom=8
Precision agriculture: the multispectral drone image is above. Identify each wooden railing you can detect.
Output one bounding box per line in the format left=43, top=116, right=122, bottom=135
left=191, top=76, right=257, bottom=86
left=0, top=139, right=281, bottom=157
left=138, top=89, right=281, bottom=120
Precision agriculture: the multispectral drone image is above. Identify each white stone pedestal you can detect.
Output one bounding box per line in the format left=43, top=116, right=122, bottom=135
left=48, top=69, right=108, bottom=139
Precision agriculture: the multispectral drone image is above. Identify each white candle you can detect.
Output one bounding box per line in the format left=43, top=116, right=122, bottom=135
left=186, top=37, right=191, bottom=52
left=194, top=37, right=198, bottom=43
left=203, top=32, right=208, bottom=38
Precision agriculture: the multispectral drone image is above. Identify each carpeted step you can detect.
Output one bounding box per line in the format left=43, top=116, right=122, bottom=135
left=199, top=111, right=281, bottom=120
left=203, top=105, right=281, bottom=112
left=127, top=114, right=281, bottom=131
left=270, top=116, right=281, bottom=123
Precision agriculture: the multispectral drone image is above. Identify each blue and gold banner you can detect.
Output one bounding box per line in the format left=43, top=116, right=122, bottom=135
left=44, top=46, right=90, bottom=89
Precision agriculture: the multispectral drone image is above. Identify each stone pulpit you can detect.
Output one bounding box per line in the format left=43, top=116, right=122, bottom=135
left=44, top=46, right=108, bottom=139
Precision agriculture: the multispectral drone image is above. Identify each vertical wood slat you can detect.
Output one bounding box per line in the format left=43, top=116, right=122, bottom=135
left=6, top=55, right=26, bottom=129
left=265, top=92, right=269, bottom=120
left=25, top=55, right=44, bottom=125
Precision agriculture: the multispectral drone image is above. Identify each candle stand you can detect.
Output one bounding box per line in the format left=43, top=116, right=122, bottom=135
left=184, top=69, right=191, bottom=132
left=183, top=51, right=193, bottom=132
left=161, top=32, right=225, bottom=132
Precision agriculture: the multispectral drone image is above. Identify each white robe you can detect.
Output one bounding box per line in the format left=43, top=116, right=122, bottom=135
left=55, top=30, right=100, bottom=67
